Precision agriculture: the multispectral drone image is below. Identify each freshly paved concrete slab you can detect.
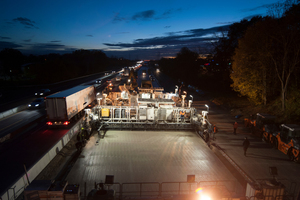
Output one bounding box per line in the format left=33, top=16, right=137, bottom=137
left=66, top=130, right=240, bottom=196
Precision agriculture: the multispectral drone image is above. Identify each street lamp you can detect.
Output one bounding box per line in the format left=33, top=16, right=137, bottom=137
left=205, top=104, right=209, bottom=113
left=181, top=91, right=186, bottom=107
left=188, top=95, right=193, bottom=108
left=175, top=85, right=178, bottom=94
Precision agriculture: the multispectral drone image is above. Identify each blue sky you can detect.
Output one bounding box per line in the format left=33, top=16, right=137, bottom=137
left=0, top=0, right=282, bottom=59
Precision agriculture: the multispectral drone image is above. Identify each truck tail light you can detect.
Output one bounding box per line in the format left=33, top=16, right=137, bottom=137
left=47, top=121, right=53, bottom=125
left=63, top=121, right=69, bottom=125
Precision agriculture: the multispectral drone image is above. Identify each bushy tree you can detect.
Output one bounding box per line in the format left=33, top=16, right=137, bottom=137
left=231, top=1, right=300, bottom=111
left=231, top=17, right=276, bottom=105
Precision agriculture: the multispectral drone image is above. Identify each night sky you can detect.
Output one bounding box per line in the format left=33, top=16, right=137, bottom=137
left=0, top=0, right=280, bottom=59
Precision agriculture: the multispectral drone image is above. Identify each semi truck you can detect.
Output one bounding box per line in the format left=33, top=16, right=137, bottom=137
left=45, top=85, right=96, bottom=127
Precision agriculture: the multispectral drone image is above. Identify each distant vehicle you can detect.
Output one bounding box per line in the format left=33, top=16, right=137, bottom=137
left=142, top=70, right=146, bottom=76
left=95, top=79, right=102, bottom=84
left=35, top=89, right=51, bottom=97
left=124, top=68, right=130, bottom=76
left=28, top=98, right=45, bottom=109
left=116, top=75, right=121, bottom=81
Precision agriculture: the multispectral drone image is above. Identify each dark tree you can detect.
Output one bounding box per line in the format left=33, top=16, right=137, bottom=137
left=0, top=48, right=24, bottom=81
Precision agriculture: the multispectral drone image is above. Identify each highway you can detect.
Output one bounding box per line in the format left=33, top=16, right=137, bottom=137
left=0, top=109, right=45, bottom=140
left=0, top=72, right=118, bottom=142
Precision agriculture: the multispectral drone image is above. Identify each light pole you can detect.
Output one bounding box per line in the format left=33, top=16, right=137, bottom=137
left=189, top=95, right=193, bottom=108
left=181, top=95, right=186, bottom=107
left=205, top=104, right=209, bottom=113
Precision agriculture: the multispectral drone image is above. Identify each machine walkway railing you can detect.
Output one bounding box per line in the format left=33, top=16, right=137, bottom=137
left=86, top=180, right=238, bottom=200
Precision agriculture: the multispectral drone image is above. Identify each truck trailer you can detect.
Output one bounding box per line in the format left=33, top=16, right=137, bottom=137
left=45, top=85, right=96, bottom=127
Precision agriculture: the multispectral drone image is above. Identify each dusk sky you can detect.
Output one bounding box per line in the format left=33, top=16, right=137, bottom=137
left=0, top=0, right=281, bottom=59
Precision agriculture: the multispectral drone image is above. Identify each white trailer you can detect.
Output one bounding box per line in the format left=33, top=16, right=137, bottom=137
left=45, top=85, right=96, bottom=127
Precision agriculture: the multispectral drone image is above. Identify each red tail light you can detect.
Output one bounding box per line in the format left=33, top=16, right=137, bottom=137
left=47, top=121, right=53, bottom=125
left=63, top=121, right=69, bottom=125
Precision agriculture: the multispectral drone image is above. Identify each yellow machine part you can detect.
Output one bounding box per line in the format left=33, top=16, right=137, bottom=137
left=101, top=108, right=110, bottom=117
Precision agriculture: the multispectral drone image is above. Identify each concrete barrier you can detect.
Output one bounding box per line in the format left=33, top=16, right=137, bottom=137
left=0, top=104, right=28, bottom=120
left=0, top=115, right=44, bottom=143
left=0, top=119, right=83, bottom=200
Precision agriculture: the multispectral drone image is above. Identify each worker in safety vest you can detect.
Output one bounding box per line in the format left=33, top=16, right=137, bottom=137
left=213, top=125, right=218, bottom=140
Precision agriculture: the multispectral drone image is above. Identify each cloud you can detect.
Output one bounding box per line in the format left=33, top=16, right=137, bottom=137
left=132, top=10, right=155, bottom=20
left=86, top=35, right=93, bottom=37
left=164, top=26, right=171, bottom=29
left=0, top=36, right=11, bottom=40
left=103, top=25, right=230, bottom=58
left=20, top=42, right=77, bottom=55
left=155, top=8, right=182, bottom=20
left=0, top=41, right=22, bottom=49
left=12, top=17, right=38, bottom=29
left=241, top=3, right=275, bottom=12
left=50, top=40, right=61, bottom=42
left=23, top=39, right=31, bottom=42
left=242, top=14, right=262, bottom=20
left=113, top=8, right=181, bottom=23
left=113, top=13, right=126, bottom=22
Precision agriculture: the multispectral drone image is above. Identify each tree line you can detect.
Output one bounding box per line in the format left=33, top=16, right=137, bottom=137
left=0, top=49, right=133, bottom=85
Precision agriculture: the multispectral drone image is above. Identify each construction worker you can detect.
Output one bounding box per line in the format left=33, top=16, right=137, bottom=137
left=243, top=137, right=250, bottom=156
left=233, top=121, right=238, bottom=135
left=213, top=125, right=218, bottom=140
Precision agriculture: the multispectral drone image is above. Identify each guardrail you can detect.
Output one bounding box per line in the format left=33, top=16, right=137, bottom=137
left=0, top=105, right=28, bottom=120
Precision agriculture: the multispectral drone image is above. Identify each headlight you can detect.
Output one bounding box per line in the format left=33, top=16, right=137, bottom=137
left=35, top=93, right=37, bottom=95
left=40, top=93, right=43, bottom=95
left=28, top=104, right=31, bottom=107
left=35, top=104, right=39, bottom=107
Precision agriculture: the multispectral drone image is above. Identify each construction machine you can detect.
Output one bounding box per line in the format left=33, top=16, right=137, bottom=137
left=271, top=124, right=300, bottom=162
left=245, top=113, right=276, bottom=136
left=262, top=124, right=280, bottom=143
